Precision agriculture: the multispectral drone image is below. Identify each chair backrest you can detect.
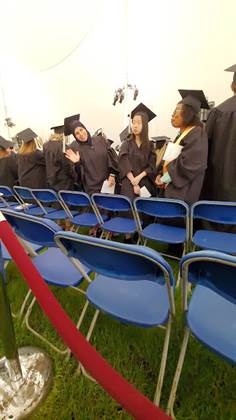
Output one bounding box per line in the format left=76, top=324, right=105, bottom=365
left=54, top=232, right=175, bottom=314
left=0, top=185, right=21, bottom=203
left=2, top=208, right=61, bottom=247
left=58, top=190, right=100, bottom=221
left=13, top=185, right=35, bottom=202
left=31, top=189, right=59, bottom=203
left=180, top=250, right=236, bottom=309
left=92, top=193, right=133, bottom=212
left=134, top=197, right=189, bottom=233
left=191, top=200, right=236, bottom=224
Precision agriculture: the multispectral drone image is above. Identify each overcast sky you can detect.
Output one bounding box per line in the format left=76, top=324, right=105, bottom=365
left=0, top=0, right=235, bottom=143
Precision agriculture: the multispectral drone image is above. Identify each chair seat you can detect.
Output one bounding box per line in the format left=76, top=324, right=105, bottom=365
left=43, top=210, right=77, bottom=220
left=187, top=285, right=236, bottom=364
left=71, top=212, right=100, bottom=227
left=192, top=230, right=236, bottom=254
left=87, top=275, right=171, bottom=327
left=24, top=206, right=47, bottom=216
left=142, top=223, right=186, bottom=244
left=33, top=247, right=90, bottom=287
left=101, top=217, right=137, bottom=234
left=0, top=201, right=18, bottom=208
left=1, top=241, right=44, bottom=261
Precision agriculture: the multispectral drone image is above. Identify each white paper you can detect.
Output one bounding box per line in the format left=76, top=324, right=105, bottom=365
left=140, top=186, right=151, bottom=198
left=163, top=142, right=183, bottom=162
left=101, top=180, right=115, bottom=194
left=15, top=203, right=33, bottom=210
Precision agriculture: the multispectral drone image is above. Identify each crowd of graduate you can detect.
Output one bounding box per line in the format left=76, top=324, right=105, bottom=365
left=0, top=65, right=236, bottom=224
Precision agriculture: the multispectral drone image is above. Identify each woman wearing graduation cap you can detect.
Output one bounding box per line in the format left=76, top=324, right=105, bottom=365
left=17, top=128, right=47, bottom=189
left=155, top=90, right=209, bottom=204
left=118, top=103, right=157, bottom=200
left=0, top=136, right=18, bottom=188
left=43, top=125, right=79, bottom=191
left=64, top=116, right=118, bottom=195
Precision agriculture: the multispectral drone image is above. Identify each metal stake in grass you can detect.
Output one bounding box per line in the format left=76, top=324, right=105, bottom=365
left=0, top=242, right=53, bottom=419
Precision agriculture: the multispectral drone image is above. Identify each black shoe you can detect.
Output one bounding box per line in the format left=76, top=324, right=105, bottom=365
left=95, top=228, right=102, bottom=238
left=124, top=237, right=135, bottom=244
left=168, top=243, right=183, bottom=258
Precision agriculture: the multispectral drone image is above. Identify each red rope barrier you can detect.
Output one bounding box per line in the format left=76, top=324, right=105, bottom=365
left=0, top=217, right=171, bottom=420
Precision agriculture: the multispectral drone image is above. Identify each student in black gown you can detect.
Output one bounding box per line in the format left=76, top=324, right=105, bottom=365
left=118, top=103, right=157, bottom=200
left=0, top=136, right=18, bottom=188
left=155, top=90, right=209, bottom=205
left=202, top=64, right=236, bottom=202
left=17, top=128, right=47, bottom=189
left=64, top=119, right=118, bottom=195
left=43, top=125, right=78, bottom=191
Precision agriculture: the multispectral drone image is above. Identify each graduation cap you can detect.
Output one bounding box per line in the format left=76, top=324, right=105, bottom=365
left=225, top=64, right=236, bottom=83
left=64, top=113, right=80, bottom=136
left=119, top=126, right=131, bottom=142
left=130, top=102, right=156, bottom=122
left=0, top=136, right=14, bottom=150
left=178, top=90, right=210, bottom=113
left=50, top=125, right=64, bottom=135
left=106, top=139, right=114, bottom=146
left=151, top=136, right=170, bottom=150
left=16, top=128, right=38, bottom=143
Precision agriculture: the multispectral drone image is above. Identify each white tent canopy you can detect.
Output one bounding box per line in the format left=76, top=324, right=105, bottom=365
left=0, top=0, right=235, bottom=143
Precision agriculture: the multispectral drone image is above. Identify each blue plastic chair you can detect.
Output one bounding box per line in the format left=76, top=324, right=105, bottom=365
left=58, top=190, right=102, bottom=231
left=167, top=250, right=236, bottom=417
left=190, top=201, right=236, bottom=254
left=31, top=188, right=76, bottom=220
left=0, top=185, right=22, bottom=209
left=54, top=232, right=175, bottom=405
left=2, top=208, right=91, bottom=355
left=92, top=193, right=139, bottom=239
left=134, top=197, right=189, bottom=260
left=13, top=185, right=55, bottom=216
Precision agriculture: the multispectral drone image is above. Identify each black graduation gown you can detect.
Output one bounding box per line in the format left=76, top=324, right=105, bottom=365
left=70, top=136, right=118, bottom=195
left=165, top=126, right=208, bottom=205
left=0, top=153, right=18, bottom=188
left=18, top=150, right=47, bottom=189
left=43, top=141, right=78, bottom=191
left=201, top=95, right=236, bottom=201
left=118, top=138, right=156, bottom=200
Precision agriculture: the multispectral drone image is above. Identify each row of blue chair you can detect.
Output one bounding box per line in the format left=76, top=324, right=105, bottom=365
left=1, top=185, right=236, bottom=257
left=1, top=208, right=235, bottom=416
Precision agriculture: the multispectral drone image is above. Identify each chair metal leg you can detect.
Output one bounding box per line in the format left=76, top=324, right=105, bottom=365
left=66, top=300, right=90, bottom=362
left=78, top=309, right=100, bottom=380
left=166, top=327, right=190, bottom=417
left=23, top=296, right=69, bottom=355
left=153, top=314, right=172, bottom=406
left=24, top=287, right=88, bottom=357
left=176, top=243, right=186, bottom=288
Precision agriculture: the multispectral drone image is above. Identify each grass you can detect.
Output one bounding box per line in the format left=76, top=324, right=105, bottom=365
left=1, top=244, right=236, bottom=420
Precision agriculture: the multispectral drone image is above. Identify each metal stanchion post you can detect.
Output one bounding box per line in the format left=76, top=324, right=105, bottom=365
left=0, top=242, right=53, bottom=419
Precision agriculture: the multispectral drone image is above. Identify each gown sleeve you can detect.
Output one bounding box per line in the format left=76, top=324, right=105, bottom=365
left=168, top=128, right=207, bottom=189
left=118, top=140, right=132, bottom=179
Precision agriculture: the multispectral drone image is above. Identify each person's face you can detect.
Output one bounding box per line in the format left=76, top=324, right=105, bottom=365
left=132, top=115, right=143, bottom=135
left=171, top=104, right=185, bottom=128
left=74, top=126, right=88, bottom=142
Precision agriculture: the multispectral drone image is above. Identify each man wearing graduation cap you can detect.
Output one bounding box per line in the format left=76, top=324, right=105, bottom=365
left=201, top=64, right=236, bottom=201
left=0, top=136, right=18, bottom=188
left=118, top=102, right=157, bottom=200
left=155, top=90, right=209, bottom=204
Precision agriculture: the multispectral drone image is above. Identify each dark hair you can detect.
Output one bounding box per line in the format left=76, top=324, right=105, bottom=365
left=180, top=102, right=203, bottom=128
left=131, top=111, right=150, bottom=150
left=231, top=82, right=236, bottom=94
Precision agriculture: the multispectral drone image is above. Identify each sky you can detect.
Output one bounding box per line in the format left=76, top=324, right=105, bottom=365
left=0, top=0, right=235, bottom=144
